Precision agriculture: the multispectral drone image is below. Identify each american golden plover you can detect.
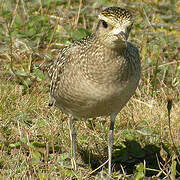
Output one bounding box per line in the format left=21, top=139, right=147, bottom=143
left=43, top=7, right=141, bottom=177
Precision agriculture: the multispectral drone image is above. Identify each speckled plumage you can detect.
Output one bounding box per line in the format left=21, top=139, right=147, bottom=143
left=43, top=7, right=141, bottom=176
left=47, top=37, right=140, bottom=118
left=101, top=7, right=132, bottom=24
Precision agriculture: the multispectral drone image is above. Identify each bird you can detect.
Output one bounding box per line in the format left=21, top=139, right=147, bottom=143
left=42, top=7, right=141, bottom=177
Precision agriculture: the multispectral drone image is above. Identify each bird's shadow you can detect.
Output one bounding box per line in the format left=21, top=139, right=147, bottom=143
left=77, top=140, right=180, bottom=178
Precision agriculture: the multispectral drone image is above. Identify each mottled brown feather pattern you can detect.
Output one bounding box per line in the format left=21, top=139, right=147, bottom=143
left=44, top=7, right=141, bottom=118
left=101, top=7, right=132, bottom=23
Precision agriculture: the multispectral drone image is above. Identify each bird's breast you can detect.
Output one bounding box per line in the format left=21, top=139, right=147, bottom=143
left=53, top=61, right=139, bottom=118
left=51, top=43, right=141, bottom=118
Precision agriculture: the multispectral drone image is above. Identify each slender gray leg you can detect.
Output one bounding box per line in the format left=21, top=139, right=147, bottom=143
left=70, top=116, right=77, bottom=170
left=108, top=113, right=117, bottom=176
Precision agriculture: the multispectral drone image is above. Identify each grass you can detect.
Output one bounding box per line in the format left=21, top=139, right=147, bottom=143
left=0, top=0, right=180, bottom=179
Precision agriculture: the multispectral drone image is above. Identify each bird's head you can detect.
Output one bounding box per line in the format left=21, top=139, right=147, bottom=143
left=96, top=7, right=133, bottom=49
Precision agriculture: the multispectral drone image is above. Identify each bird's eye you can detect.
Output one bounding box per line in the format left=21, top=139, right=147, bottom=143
left=101, top=20, right=108, bottom=28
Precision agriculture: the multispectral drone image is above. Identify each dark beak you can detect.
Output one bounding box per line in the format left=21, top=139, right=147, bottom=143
left=116, top=31, right=127, bottom=46
left=120, top=31, right=127, bottom=41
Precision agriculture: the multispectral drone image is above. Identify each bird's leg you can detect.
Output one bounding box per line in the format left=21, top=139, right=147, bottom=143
left=70, top=116, right=77, bottom=170
left=108, top=113, right=117, bottom=176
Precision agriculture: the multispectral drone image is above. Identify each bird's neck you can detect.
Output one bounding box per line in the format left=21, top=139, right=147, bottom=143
left=80, top=35, right=129, bottom=84
left=93, top=35, right=127, bottom=56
